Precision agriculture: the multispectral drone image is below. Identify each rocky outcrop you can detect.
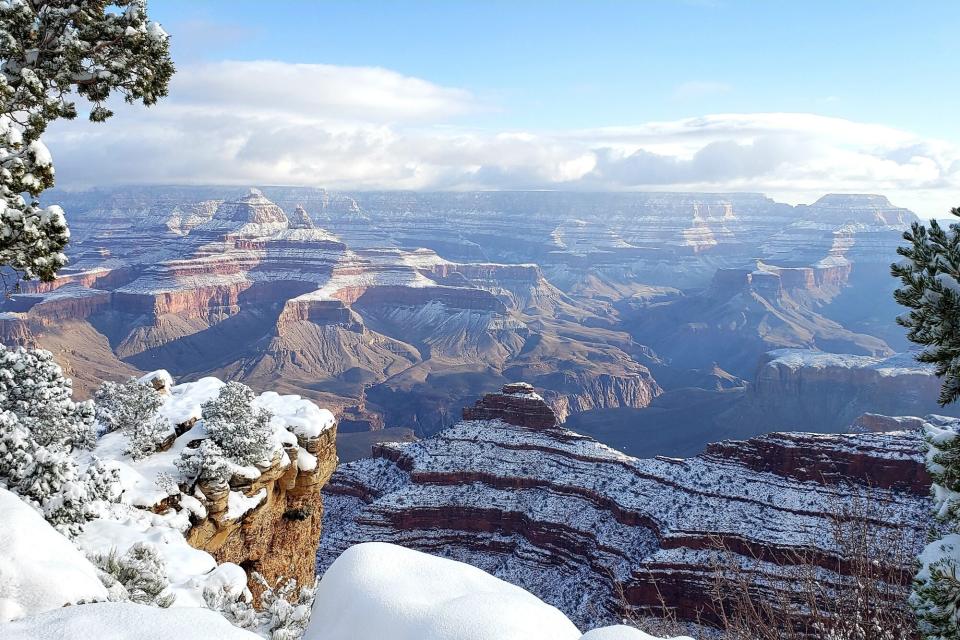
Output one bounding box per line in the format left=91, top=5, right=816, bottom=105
left=185, top=423, right=338, bottom=601
left=462, top=383, right=558, bottom=428
left=320, top=385, right=930, bottom=629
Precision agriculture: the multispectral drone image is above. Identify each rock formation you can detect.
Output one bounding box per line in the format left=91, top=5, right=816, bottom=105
left=184, top=423, right=338, bottom=600
left=123, top=372, right=341, bottom=602
left=6, top=186, right=927, bottom=459
left=729, top=349, right=960, bottom=431
left=320, top=384, right=931, bottom=629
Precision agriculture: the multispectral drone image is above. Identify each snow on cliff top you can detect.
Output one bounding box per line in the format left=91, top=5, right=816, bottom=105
left=308, top=542, right=687, bottom=640
left=765, top=349, right=932, bottom=376
left=138, top=370, right=334, bottom=437
left=4, top=601, right=262, bottom=640
left=0, top=488, right=108, bottom=622
left=94, top=371, right=334, bottom=508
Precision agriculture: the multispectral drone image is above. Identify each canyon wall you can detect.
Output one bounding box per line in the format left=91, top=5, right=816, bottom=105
left=320, top=385, right=930, bottom=628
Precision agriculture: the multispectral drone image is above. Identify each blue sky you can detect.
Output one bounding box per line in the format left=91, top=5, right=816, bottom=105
left=45, top=1, right=960, bottom=216
left=151, top=1, right=960, bottom=137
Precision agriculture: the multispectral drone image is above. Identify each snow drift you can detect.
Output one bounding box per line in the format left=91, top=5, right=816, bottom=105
left=0, top=487, right=108, bottom=622
left=308, top=542, right=691, bottom=640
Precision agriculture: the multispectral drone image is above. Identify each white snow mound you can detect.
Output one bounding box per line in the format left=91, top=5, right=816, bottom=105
left=308, top=542, right=685, bottom=640
left=0, top=488, right=108, bottom=622
left=580, top=625, right=694, bottom=639
left=3, top=601, right=262, bottom=640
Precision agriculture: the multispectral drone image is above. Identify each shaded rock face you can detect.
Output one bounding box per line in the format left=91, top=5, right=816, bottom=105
left=179, top=424, right=339, bottom=602
left=729, top=350, right=960, bottom=431
left=320, top=387, right=930, bottom=629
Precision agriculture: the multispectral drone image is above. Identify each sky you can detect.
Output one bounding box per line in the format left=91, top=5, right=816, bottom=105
left=45, top=1, right=960, bottom=217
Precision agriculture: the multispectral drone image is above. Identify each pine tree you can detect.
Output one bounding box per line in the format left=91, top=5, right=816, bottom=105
left=95, top=378, right=172, bottom=460
left=892, top=210, right=960, bottom=405
left=893, top=211, right=960, bottom=637
left=0, top=0, right=173, bottom=285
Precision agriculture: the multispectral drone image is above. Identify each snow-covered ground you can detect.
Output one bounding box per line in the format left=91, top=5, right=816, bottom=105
left=308, top=542, right=690, bottom=640
left=0, top=487, right=108, bottom=622
left=4, top=601, right=262, bottom=640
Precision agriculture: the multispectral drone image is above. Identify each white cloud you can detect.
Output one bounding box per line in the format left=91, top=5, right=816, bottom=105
left=43, top=60, right=960, bottom=218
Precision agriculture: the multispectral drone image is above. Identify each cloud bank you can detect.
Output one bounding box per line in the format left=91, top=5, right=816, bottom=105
left=44, top=60, right=960, bottom=217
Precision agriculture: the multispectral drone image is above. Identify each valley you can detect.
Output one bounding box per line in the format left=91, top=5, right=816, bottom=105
left=3, top=186, right=954, bottom=461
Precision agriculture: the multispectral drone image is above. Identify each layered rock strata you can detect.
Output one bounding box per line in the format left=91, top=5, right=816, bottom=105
left=320, top=384, right=930, bottom=629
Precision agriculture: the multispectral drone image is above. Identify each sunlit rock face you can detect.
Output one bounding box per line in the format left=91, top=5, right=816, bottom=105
left=319, top=385, right=930, bottom=629
left=8, top=187, right=920, bottom=443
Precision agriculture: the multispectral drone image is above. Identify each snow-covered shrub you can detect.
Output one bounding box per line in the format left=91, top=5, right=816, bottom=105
left=95, top=378, right=172, bottom=460
left=0, top=345, right=95, bottom=450
left=91, top=542, right=176, bottom=608
left=176, top=439, right=232, bottom=486
left=202, top=382, right=275, bottom=467
left=203, top=582, right=259, bottom=631
left=0, top=347, right=121, bottom=536
left=254, top=573, right=317, bottom=640
left=206, top=572, right=316, bottom=640
left=28, top=454, right=121, bottom=538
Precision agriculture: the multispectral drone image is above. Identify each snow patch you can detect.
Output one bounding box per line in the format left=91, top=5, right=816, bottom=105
left=0, top=487, right=108, bottom=622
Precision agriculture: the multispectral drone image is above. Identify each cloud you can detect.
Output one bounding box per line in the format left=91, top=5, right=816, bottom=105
left=43, top=60, right=960, bottom=217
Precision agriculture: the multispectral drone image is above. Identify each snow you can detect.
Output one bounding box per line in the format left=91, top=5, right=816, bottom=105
left=226, top=488, right=267, bottom=521
left=254, top=390, right=335, bottom=438
left=3, top=601, right=262, bottom=640
left=74, top=512, right=248, bottom=608
left=308, top=542, right=680, bottom=640
left=579, top=626, right=693, bottom=640
left=159, top=376, right=224, bottom=426
left=765, top=348, right=933, bottom=377
left=138, top=369, right=174, bottom=393
left=0, top=487, right=108, bottom=622
left=297, top=447, right=318, bottom=472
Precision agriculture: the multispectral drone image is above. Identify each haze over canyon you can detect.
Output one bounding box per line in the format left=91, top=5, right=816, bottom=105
left=1, top=186, right=951, bottom=462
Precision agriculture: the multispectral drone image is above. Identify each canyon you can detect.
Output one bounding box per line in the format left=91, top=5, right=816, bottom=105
left=320, top=384, right=932, bottom=629
left=0, top=187, right=943, bottom=461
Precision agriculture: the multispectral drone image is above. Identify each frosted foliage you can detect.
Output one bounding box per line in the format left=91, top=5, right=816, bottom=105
left=202, top=382, right=274, bottom=467
left=175, top=438, right=230, bottom=485
left=204, top=572, right=316, bottom=640
left=0, top=347, right=118, bottom=536
left=95, top=378, right=171, bottom=460
left=0, top=344, right=94, bottom=450
left=254, top=572, right=317, bottom=640
left=892, top=211, right=960, bottom=405
left=913, top=421, right=960, bottom=638
left=91, top=542, right=175, bottom=608
left=0, top=0, right=173, bottom=282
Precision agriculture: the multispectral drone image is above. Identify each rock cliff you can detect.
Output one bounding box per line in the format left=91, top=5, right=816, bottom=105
left=729, top=349, right=960, bottom=431
left=130, top=372, right=340, bottom=602
left=319, top=384, right=930, bottom=629
left=184, top=424, right=338, bottom=601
